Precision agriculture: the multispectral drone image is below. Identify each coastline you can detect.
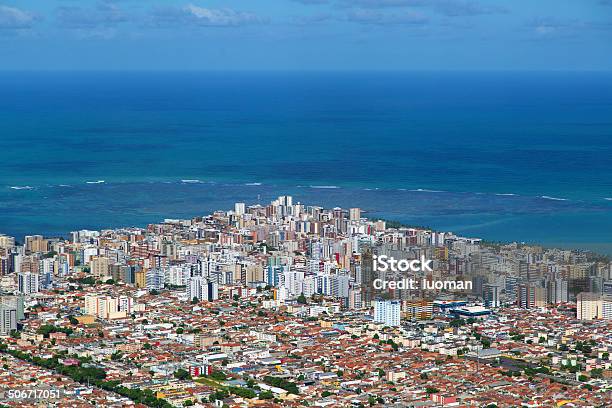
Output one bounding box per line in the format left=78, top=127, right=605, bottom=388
left=2, top=71, right=612, bottom=253
left=2, top=180, right=611, bottom=256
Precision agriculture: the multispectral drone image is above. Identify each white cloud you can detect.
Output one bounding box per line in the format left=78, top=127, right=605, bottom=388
left=292, top=0, right=330, bottom=4
left=150, top=4, right=266, bottom=28
left=0, top=5, right=37, bottom=29
left=56, top=3, right=128, bottom=30
left=183, top=5, right=264, bottom=26
left=345, top=8, right=428, bottom=25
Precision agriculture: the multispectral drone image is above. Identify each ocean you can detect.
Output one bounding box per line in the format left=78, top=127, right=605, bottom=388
left=1, top=71, right=611, bottom=252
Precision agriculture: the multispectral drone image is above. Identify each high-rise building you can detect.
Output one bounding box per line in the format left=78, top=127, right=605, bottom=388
left=167, top=265, right=190, bottom=287
left=300, top=276, right=316, bottom=298
left=120, top=265, right=136, bottom=284
left=135, top=270, right=146, bottom=288
left=472, top=275, right=486, bottom=297
left=333, top=207, right=344, bottom=220
left=266, top=264, right=283, bottom=287
left=589, top=276, right=604, bottom=294
left=145, top=268, right=165, bottom=291
left=187, top=277, right=218, bottom=302
left=1, top=296, right=25, bottom=320
left=483, top=283, right=501, bottom=308
left=315, top=274, right=350, bottom=298
left=82, top=247, right=98, bottom=265
left=18, top=272, right=39, bottom=295
left=374, top=299, right=401, bottom=327
left=24, top=235, right=46, bottom=253
left=90, top=256, right=110, bottom=279
left=349, top=208, right=361, bottom=222
left=0, top=256, right=9, bottom=276
left=281, top=270, right=305, bottom=296
left=602, top=297, right=612, bottom=320
left=348, top=289, right=362, bottom=309
left=84, top=295, right=132, bottom=319
left=117, top=296, right=133, bottom=314
left=577, top=292, right=602, bottom=320
left=517, top=284, right=546, bottom=309
left=546, top=279, right=568, bottom=304
left=234, top=203, right=246, bottom=216
left=403, top=300, right=433, bottom=320
left=602, top=281, right=612, bottom=297
left=505, top=276, right=519, bottom=301
left=360, top=249, right=375, bottom=306
left=70, top=229, right=100, bottom=244
left=0, top=305, right=17, bottom=336
left=0, top=234, right=15, bottom=250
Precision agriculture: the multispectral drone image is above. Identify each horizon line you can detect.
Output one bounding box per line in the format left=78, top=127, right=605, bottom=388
left=1, top=68, right=612, bottom=73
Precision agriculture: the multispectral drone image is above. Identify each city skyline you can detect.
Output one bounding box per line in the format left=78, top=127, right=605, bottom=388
left=1, top=196, right=611, bottom=406
left=1, top=2, right=611, bottom=406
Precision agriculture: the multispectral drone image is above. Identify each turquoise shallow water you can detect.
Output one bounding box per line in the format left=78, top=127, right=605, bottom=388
left=1, top=71, right=611, bottom=251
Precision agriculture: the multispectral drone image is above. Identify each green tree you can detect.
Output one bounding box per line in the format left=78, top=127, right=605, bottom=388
left=263, top=376, right=299, bottom=394
left=210, top=371, right=227, bottom=381
left=36, top=325, right=73, bottom=338
left=590, top=369, right=603, bottom=379
left=174, top=369, right=191, bottom=381
left=449, top=319, right=465, bottom=327
left=229, top=387, right=256, bottom=399
left=259, top=391, right=274, bottom=400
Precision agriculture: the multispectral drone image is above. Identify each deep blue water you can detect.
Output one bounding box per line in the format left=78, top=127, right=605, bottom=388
left=1, top=71, right=611, bottom=252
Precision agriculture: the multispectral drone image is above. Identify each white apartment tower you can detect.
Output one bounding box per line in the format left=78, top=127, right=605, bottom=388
left=234, top=203, right=246, bottom=216
left=374, top=299, right=401, bottom=327
left=18, top=272, right=39, bottom=295
left=577, top=292, right=602, bottom=320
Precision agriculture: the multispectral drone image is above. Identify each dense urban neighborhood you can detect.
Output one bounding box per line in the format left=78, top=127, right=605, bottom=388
left=1, top=197, right=611, bottom=407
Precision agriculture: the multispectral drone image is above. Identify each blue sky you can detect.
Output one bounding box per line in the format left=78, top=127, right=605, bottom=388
left=0, top=0, right=610, bottom=70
